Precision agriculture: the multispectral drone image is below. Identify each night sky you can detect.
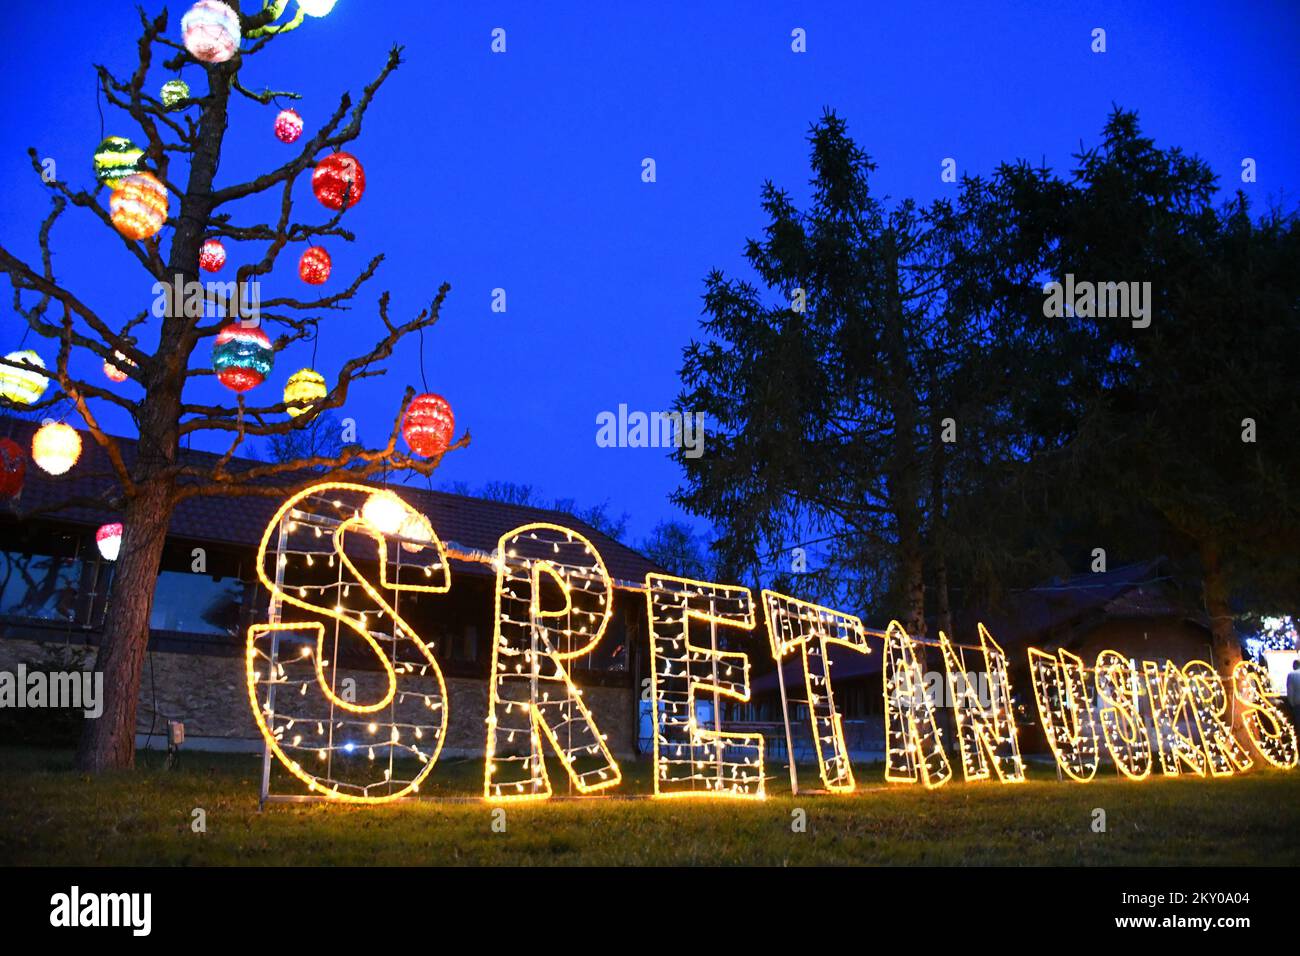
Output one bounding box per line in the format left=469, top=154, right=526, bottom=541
left=3, top=1, right=1298, bottom=541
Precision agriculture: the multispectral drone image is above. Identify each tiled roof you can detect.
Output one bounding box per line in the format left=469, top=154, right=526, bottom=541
left=1, top=416, right=664, bottom=586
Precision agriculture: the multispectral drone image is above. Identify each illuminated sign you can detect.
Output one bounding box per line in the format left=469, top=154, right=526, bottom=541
left=247, top=483, right=1298, bottom=803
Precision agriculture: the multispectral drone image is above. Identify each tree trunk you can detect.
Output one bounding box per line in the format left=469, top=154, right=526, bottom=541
left=73, top=43, right=234, bottom=773
left=882, top=233, right=926, bottom=637
left=928, top=388, right=953, bottom=638
left=74, top=480, right=173, bottom=771
left=1199, top=537, right=1247, bottom=742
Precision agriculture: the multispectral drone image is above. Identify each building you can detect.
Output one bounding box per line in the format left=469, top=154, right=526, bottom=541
left=0, top=417, right=661, bottom=756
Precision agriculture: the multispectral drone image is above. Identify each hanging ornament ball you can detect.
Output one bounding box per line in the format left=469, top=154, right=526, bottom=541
left=402, top=393, right=455, bottom=458
left=0, top=349, right=50, bottom=406
left=31, top=421, right=82, bottom=476
left=284, top=368, right=328, bottom=417
left=275, top=108, right=304, bottom=144
left=199, top=238, right=227, bottom=272
left=96, top=522, right=124, bottom=562
left=361, top=490, right=407, bottom=537
left=298, top=0, right=339, bottom=16
left=298, top=246, right=331, bottom=285
left=110, top=172, right=169, bottom=241
left=312, top=152, right=365, bottom=210
left=160, top=78, right=191, bottom=109
left=399, top=511, right=435, bottom=554
left=181, top=1, right=241, bottom=64
left=103, top=351, right=137, bottom=384
left=92, top=136, right=145, bottom=190
left=212, top=324, right=274, bottom=392
left=0, top=437, right=26, bottom=501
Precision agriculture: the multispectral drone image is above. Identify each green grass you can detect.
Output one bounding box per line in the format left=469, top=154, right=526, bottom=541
left=1, top=746, right=1297, bottom=865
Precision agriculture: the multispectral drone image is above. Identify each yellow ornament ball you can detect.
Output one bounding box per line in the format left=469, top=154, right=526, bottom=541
left=31, top=421, right=82, bottom=476
left=0, top=350, right=49, bottom=406
left=284, top=368, right=327, bottom=417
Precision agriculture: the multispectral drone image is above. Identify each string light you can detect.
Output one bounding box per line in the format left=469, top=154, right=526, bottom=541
left=1141, top=659, right=1208, bottom=777
left=939, top=625, right=1025, bottom=783
left=246, top=482, right=451, bottom=803
left=883, top=621, right=952, bottom=789
left=1094, top=649, right=1153, bottom=780
left=762, top=590, right=869, bottom=792
left=1182, top=660, right=1252, bottom=776
left=484, top=523, right=622, bottom=802
left=646, top=574, right=764, bottom=799
left=1028, top=648, right=1100, bottom=781
left=236, top=487, right=1300, bottom=805
left=1233, top=660, right=1299, bottom=768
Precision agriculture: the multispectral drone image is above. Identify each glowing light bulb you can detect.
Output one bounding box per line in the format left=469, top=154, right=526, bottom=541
left=361, top=490, right=406, bottom=536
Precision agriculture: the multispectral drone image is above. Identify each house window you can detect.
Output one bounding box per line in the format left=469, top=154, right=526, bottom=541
left=450, top=623, right=478, bottom=662
left=0, top=550, right=83, bottom=623
left=150, top=570, right=248, bottom=636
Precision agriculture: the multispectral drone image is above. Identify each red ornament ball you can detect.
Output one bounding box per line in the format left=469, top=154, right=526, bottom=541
left=299, top=246, right=331, bottom=285
left=275, top=108, right=304, bottom=144
left=403, top=394, right=455, bottom=458
left=199, top=238, right=226, bottom=272
left=0, top=437, right=26, bottom=500
left=312, top=152, right=365, bottom=210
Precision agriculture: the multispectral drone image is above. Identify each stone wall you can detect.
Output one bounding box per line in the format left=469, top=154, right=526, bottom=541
left=0, top=637, right=637, bottom=757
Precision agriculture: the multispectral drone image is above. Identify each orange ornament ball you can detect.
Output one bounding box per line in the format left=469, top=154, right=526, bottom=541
left=110, top=172, right=168, bottom=241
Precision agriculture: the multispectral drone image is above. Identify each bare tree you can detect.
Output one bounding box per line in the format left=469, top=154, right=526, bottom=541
left=0, top=3, right=466, bottom=772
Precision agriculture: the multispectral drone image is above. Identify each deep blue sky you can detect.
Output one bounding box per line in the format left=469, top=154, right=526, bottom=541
left=3, top=1, right=1298, bottom=543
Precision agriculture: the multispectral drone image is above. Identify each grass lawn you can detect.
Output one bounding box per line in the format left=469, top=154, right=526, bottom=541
left=1, top=745, right=1297, bottom=866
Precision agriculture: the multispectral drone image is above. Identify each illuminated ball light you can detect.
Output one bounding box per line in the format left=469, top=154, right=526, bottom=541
left=181, top=1, right=241, bottom=64
left=312, top=152, right=365, bottom=210
left=103, top=351, right=136, bottom=384
left=31, top=421, right=82, bottom=476
left=199, top=238, right=226, bottom=272
left=399, top=511, right=434, bottom=554
left=96, top=523, right=124, bottom=562
left=160, top=79, right=190, bottom=109
left=93, top=136, right=144, bottom=190
left=298, top=246, right=331, bottom=284
left=402, top=394, right=455, bottom=458
left=212, top=324, right=274, bottom=392
left=0, top=438, right=26, bottom=500
left=298, top=0, right=339, bottom=15
left=110, top=173, right=169, bottom=241
left=275, top=108, right=303, bottom=144
left=284, top=368, right=327, bottom=417
left=361, top=490, right=407, bottom=536
left=0, top=350, right=49, bottom=406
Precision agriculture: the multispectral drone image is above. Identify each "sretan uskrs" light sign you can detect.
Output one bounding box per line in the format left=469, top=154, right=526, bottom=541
left=245, top=483, right=1297, bottom=803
